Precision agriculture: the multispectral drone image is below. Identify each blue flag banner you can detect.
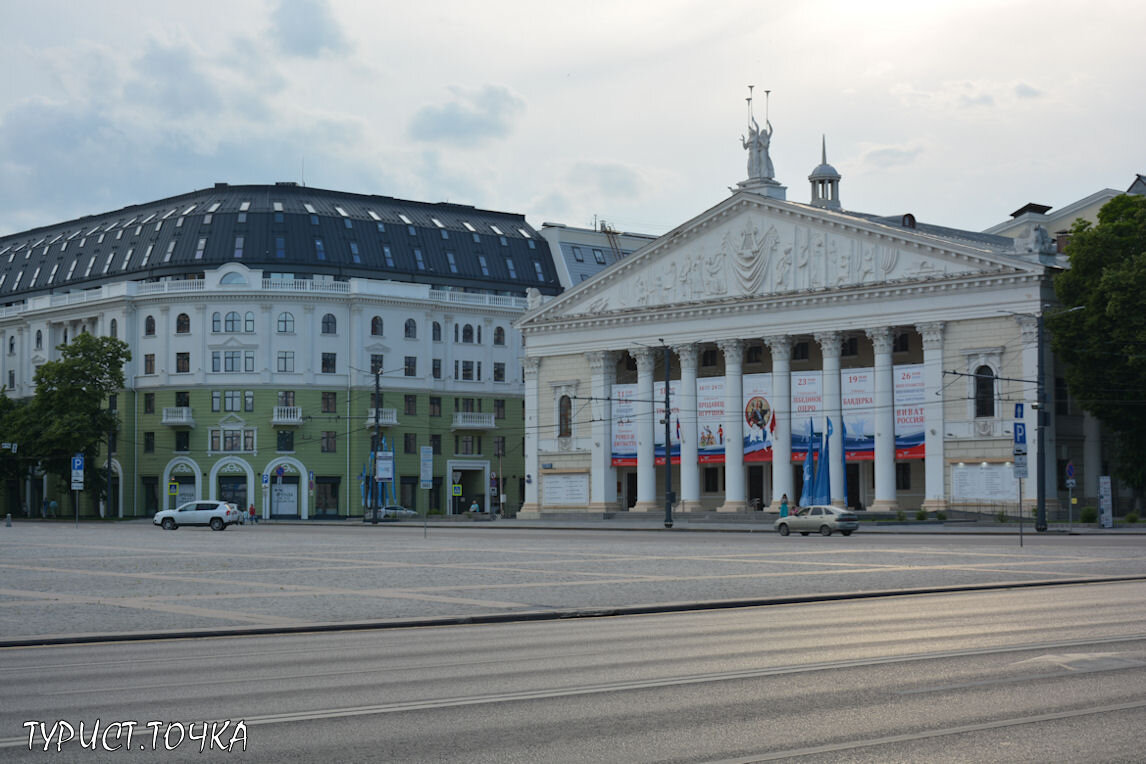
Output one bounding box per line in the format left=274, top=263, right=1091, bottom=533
left=801, top=417, right=815, bottom=504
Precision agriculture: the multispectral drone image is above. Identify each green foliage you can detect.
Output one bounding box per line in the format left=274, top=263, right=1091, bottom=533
left=935, top=510, right=947, bottom=522
left=1048, top=194, right=1146, bottom=492
left=915, top=508, right=927, bottom=521
left=996, top=510, right=1009, bottom=523
left=1125, top=512, right=1139, bottom=524
left=1080, top=506, right=1098, bottom=523
left=19, top=334, right=131, bottom=501
left=895, top=510, right=906, bottom=522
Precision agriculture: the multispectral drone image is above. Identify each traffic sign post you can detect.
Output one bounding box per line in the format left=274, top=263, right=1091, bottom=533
left=1012, top=412, right=1026, bottom=546
left=71, top=454, right=84, bottom=527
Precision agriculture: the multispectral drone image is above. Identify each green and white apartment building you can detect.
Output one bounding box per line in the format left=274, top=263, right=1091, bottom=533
left=0, top=183, right=562, bottom=519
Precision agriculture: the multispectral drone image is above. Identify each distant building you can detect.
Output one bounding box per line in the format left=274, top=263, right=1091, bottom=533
left=0, top=183, right=562, bottom=519
left=539, top=222, right=656, bottom=288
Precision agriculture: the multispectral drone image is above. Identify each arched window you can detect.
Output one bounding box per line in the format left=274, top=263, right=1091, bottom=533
left=558, top=395, right=572, bottom=438
left=462, top=324, right=474, bottom=343
left=212, top=312, right=221, bottom=332
left=371, top=316, right=384, bottom=336
left=404, top=318, right=417, bottom=339
left=244, top=312, right=254, bottom=332
left=35, top=330, right=42, bottom=350
left=974, top=366, right=996, bottom=418
left=432, top=321, right=442, bottom=342
left=494, top=326, right=505, bottom=346
left=109, top=319, right=117, bottom=339
left=225, top=311, right=241, bottom=333
left=144, top=315, right=155, bottom=336
left=321, top=313, right=337, bottom=335
left=277, top=312, right=294, bottom=333
left=175, top=313, right=190, bottom=334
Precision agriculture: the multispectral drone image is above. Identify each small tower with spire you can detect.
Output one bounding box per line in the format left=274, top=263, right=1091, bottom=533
left=808, top=135, right=841, bottom=210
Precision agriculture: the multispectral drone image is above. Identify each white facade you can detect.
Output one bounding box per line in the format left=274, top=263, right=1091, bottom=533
left=517, top=189, right=1079, bottom=518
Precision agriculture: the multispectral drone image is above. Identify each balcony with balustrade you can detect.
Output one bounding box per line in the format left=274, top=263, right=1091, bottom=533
left=366, top=408, right=399, bottom=426
left=161, top=407, right=195, bottom=428
left=271, top=406, right=304, bottom=426
left=452, top=412, right=496, bottom=430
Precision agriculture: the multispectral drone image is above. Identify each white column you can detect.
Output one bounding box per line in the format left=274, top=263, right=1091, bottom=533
left=766, top=335, right=792, bottom=510
left=866, top=327, right=898, bottom=511
left=918, top=322, right=946, bottom=512
left=520, top=356, right=542, bottom=516
left=816, top=331, right=845, bottom=507
left=632, top=347, right=657, bottom=512
left=675, top=343, right=701, bottom=511
left=586, top=350, right=617, bottom=514
left=717, top=339, right=746, bottom=512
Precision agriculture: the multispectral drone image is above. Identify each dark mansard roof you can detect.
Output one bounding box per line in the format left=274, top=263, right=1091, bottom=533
left=0, top=183, right=562, bottom=301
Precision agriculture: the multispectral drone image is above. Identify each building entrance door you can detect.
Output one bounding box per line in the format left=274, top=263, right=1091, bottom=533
left=271, top=478, right=299, bottom=517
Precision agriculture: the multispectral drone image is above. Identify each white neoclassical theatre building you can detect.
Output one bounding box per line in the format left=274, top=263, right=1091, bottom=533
left=516, top=125, right=1106, bottom=518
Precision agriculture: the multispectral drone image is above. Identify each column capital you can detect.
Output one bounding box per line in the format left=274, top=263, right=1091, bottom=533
left=865, top=326, right=893, bottom=355
left=916, top=321, right=945, bottom=350
left=1015, top=314, right=1039, bottom=345
left=764, top=334, right=791, bottom=363
left=585, top=350, right=615, bottom=375
left=632, top=346, right=656, bottom=373
left=814, top=331, right=840, bottom=355
left=673, top=343, right=699, bottom=372
left=523, top=356, right=541, bottom=381
left=716, top=338, right=743, bottom=363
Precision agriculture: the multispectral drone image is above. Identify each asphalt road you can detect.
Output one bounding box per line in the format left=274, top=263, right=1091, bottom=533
left=3, top=523, right=1146, bottom=644
left=2, top=581, right=1145, bottom=762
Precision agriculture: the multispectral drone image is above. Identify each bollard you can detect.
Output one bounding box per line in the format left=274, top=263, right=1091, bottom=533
left=4, top=513, right=10, bottom=527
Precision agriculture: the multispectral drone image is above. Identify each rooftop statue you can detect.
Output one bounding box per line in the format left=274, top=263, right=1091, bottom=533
left=741, top=114, right=775, bottom=181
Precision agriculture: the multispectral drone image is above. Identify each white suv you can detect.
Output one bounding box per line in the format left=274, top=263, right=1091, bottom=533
left=154, top=501, right=241, bottom=531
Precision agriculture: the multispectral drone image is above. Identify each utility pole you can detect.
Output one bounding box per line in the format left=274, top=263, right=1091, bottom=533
left=373, top=368, right=381, bottom=524
left=1036, top=312, right=1047, bottom=532
left=107, top=396, right=115, bottom=519
left=662, top=341, right=674, bottom=528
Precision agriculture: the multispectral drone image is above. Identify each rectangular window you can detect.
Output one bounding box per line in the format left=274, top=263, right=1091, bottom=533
left=175, top=391, right=190, bottom=407
left=233, top=236, right=244, bottom=259
left=793, top=342, right=810, bottom=361
left=505, top=258, right=517, bottom=279
left=493, top=362, right=505, bottom=382
left=404, top=394, right=417, bottom=415
left=430, top=434, right=442, bottom=455
left=194, top=237, right=207, bottom=260
left=321, top=431, right=337, bottom=453
left=275, top=236, right=286, bottom=258
left=224, top=350, right=241, bottom=372
left=211, top=391, right=222, bottom=412
left=144, top=393, right=155, bottom=414
left=277, top=430, right=294, bottom=451
left=244, top=351, right=254, bottom=372
left=382, top=245, right=395, bottom=267
left=225, top=390, right=241, bottom=411
left=432, top=358, right=442, bottom=379
left=144, top=432, right=155, bottom=453
left=245, top=390, right=254, bottom=411
left=494, top=399, right=505, bottom=419
left=413, top=249, right=425, bottom=270
left=175, top=431, right=190, bottom=452
left=593, top=248, right=606, bottom=264
left=533, top=261, right=545, bottom=282
left=322, top=392, right=337, bottom=413
left=462, top=360, right=474, bottom=381
left=841, top=337, right=858, bottom=357
left=370, top=354, right=384, bottom=374
left=321, top=352, right=336, bottom=374
left=430, top=397, right=441, bottom=417
left=494, top=436, right=506, bottom=457
left=349, top=241, right=361, bottom=263
left=277, top=351, right=295, bottom=373
left=278, top=390, right=295, bottom=406
left=478, top=255, right=489, bottom=276
left=446, top=251, right=458, bottom=273
left=459, top=435, right=475, bottom=455
left=704, top=467, right=720, bottom=493
left=404, top=433, right=417, bottom=454
left=144, top=354, right=155, bottom=374
left=404, top=356, right=417, bottom=376
left=896, top=462, right=912, bottom=490
left=315, top=238, right=326, bottom=260
left=572, top=246, right=584, bottom=262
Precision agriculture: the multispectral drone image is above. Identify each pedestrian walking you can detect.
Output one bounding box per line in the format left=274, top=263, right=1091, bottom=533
left=249, top=504, right=257, bottom=524
left=780, top=493, right=789, bottom=518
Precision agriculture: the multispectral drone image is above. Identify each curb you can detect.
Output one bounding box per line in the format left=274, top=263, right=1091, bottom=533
left=5, top=575, right=1145, bottom=649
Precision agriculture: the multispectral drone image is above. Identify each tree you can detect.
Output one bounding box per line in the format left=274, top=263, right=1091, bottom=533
left=1047, top=193, right=1146, bottom=493
left=23, top=333, right=131, bottom=510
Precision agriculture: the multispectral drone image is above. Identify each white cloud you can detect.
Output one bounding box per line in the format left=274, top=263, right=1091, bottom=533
left=408, top=85, right=526, bottom=147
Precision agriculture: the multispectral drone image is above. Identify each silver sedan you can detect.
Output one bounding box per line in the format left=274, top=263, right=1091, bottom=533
left=774, top=505, right=859, bottom=537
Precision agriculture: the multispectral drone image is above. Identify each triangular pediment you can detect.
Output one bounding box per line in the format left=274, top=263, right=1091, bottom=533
left=524, top=192, right=1036, bottom=325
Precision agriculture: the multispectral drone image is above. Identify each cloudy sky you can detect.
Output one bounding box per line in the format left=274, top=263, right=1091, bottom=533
left=1, top=0, right=1143, bottom=238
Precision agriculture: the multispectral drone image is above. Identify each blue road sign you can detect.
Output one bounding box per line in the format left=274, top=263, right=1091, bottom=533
left=1066, top=461, right=1075, bottom=479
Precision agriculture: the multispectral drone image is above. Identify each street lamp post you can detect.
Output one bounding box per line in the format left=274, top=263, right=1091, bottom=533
left=662, top=341, right=674, bottom=528
left=1035, top=312, right=1047, bottom=532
